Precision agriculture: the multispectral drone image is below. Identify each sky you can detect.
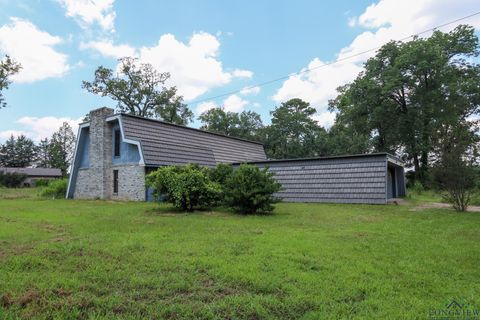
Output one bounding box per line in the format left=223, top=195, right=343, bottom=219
left=0, top=0, right=479, bottom=142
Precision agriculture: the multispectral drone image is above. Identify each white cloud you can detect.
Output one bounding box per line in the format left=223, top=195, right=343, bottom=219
left=347, top=17, right=357, bottom=27
left=0, top=17, right=70, bottom=83
left=80, top=40, right=136, bottom=59
left=232, top=69, right=253, bottom=78
left=195, top=94, right=250, bottom=115
left=313, top=111, right=336, bottom=128
left=57, top=0, right=116, bottom=32
left=0, top=116, right=83, bottom=142
left=196, top=101, right=218, bottom=115
left=240, top=86, right=260, bottom=95
left=138, top=32, right=253, bottom=101
left=273, top=57, right=362, bottom=109
left=223, top=94, right=248, bottom=112
left=273, top=0, right=480, bottom=120
left=80, top=32, right=253, bottom=101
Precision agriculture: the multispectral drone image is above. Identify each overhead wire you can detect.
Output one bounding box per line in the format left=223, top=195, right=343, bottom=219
left=187, top=11, right=480, bottom=106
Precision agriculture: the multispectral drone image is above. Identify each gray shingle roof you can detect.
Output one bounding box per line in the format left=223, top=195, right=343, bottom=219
left=120, top=114, right=267, bottom=166
left=0, top=167, right=62, bottom=177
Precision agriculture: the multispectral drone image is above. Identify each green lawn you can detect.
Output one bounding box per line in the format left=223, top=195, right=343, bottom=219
left=0, top=189, right=479, bottom=319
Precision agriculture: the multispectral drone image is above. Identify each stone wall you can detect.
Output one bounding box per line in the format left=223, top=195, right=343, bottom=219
left=72, top=107, right=146, bottom=201
left=73, top=167, right=101, bottom=199
left=109, top=164, right=145, bottom=201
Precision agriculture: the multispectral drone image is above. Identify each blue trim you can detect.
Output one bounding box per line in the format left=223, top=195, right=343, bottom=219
left=67, top=125, right=89, bottom=198
left=111, top=122, right=141, bottom=164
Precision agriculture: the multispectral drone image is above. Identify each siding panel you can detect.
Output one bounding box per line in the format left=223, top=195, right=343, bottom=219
left=243, top=155, right=388, bottom=204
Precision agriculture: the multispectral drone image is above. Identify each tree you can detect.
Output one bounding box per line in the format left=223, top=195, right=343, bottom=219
left=82, top=57, right=193, bottom=124
left=199, top=108, right=263, bottom=140
left=324, top=121, right=371, bottom=156
left=155, top=87, right=193, bottom=125
left=36, top=138, right=51, bottom=168
left=0, top=55, right=21, bottom=109
left=236, top=111, right=264, bottom=140
left=329, top=25, right=480, bottom=184
left=432, top=122, right=479, bottom=211
left=0, top=135, right=37, bottom=167
left=48, top=122, right=75, bottom=177
left=263, top=98, right=326, bottom=159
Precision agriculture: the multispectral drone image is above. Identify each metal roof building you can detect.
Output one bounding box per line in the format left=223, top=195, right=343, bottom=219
left=67, top=107, right=405, bottom=204
left=235, top=153, right=405, bottom=204
left=0, top=167, right=62, bottom=187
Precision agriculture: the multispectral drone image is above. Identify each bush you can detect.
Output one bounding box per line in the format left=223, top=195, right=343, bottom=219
left=40, top=179, right=68, bottom=199
left=409, top=181, right=425, bottom=195
left=34, top=179, right=50, bottom=187
left=146, top=164, right=222, bottom=211
left=0, top=172, right=27, bottom=188
left=224, top=164, right=282, bottom=214
left=207, top=163, right=234, bottom=187
left=432, top=162, right=476, bottom=212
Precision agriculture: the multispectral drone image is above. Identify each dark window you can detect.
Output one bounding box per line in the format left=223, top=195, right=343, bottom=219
left=113, top=170, right=119, bottom=194
left=114, top=129, right=121, bottom=157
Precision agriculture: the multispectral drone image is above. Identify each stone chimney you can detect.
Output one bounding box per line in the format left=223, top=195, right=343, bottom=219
left=88, top=107, right=114, bottom=199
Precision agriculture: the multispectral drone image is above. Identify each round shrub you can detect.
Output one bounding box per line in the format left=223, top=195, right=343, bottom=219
left=224, top=164, right=282, bottom=214
left=146, top=164, right=222, bottom=211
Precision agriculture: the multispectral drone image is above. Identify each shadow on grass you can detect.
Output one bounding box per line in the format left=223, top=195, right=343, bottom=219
left=144, top=205, right=277, bottom=217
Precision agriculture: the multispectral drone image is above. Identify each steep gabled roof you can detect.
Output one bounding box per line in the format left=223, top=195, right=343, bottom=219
left=119, top=114, right=267, bottom=166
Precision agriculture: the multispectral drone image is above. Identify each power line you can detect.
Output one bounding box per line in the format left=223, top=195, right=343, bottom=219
left=188, top=10, right=480, bottom=106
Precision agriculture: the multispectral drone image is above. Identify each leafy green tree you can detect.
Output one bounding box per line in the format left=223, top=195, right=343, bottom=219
left=263, top=98, right=326, bottom=159
left=323, top=122, right=371, bottom=156
left=330, top=25, right=480, bottom=183
left=0, top=55, right=21, bottom=109
left=223, top=164, right=282, bottom=214
left=47, top=122, right=75, bottom=177
left=156, top=89, right=193, bottom=125
left=432, top=122, right=479, bottom=211
left=82, top=57, right=193, bottom=124
left=36, top=138, right=51, bottom=168
left=199, top=108, right=263, bottom=140
left=0, top=135, right=37, bottom=167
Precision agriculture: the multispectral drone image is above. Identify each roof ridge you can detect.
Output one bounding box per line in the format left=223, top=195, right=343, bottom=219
left=232, top=152, right=405, bottom=165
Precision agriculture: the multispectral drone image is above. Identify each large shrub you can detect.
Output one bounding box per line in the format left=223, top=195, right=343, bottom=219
left=0, top=172, right=27, bottom=188
left=146, top=164, right=221, bottom=211
left=224, top=164, right=282, bottom=214
left=207, top=163, right=234, bottom=188
left=40, top=179, right=68, bottom=199
left=432, top=163, right=476, bottom=211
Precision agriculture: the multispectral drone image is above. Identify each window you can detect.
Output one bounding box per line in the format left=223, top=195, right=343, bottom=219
left=113, top=170, right=119, bottom=194
left=114, top=129, right=121, bottom=157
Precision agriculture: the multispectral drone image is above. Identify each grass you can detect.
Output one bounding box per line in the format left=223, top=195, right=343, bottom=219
left=0, top=189, right=479, bottom=319
left=406, top=188, right=480, bottom=206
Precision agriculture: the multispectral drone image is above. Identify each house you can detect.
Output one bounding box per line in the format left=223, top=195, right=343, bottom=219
left=235, top=153, right=405, bottom=204
left=0, top=167, right=62, bottom=187
left=66, top=107, right=267, bottom=200
left=67, top=107, right=406, bottom=204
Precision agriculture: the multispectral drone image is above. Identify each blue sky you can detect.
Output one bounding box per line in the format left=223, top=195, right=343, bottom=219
left=0, top=0, right=479, bottom=141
